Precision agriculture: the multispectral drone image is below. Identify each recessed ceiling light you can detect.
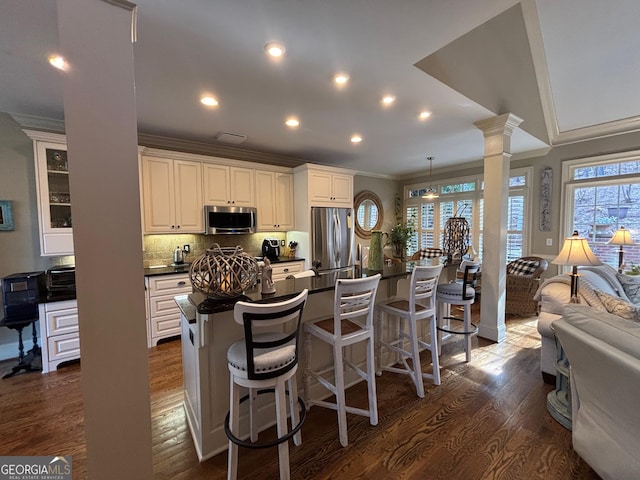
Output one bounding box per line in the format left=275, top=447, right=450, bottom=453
left=419, top=111, right=432, bottom=120
left=285, top=118, right=300, bottom=127
left=381, top=95, right=395, bottom=105
left=333, top=73, right=349, bottom=85
left=48, top=55, right=66, bottom=71
left=200, top=96, right=219, bottom=107
left=265, top=42, right=286, bottom=58
left=351, top=135, right=363, bottom=143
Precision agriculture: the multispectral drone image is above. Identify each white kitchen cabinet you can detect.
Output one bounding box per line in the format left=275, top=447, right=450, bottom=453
left=308, top=169, right=353, bottom=207
left=142, top=155, right=204, bottom=234
left=203, top=164, right=255, bottom=207
left=255, top=170, right=294, bottom=231
left=24, top=130, right=74, bottom=256
left=146, top=273, right=192, bottom=347
left=38, top=299, right=80, bottom=373
left=271, top=261, right=304, bottom=281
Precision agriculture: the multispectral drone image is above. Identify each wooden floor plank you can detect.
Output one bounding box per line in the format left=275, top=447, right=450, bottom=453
left=0, top=309, right=600, bottom=479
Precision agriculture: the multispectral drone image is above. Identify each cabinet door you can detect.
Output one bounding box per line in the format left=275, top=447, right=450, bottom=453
left=142, top=156, right=176, bottom=233
left=309, top=171, right=334, bottom=203
left=229, top=167, right=255, bottom=206
left=203, top=164, right=231, bottom=205
left=174, top=160, right=204, bottom=233
left=255, top=170, right=277, bottom=231
left=331, top=173, right=353, bottom=206
left=34, top=141, right=74, bottom=255
left=274, top=173, right=294, bottom=230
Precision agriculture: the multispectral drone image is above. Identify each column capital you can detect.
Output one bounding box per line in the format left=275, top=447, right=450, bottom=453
left=474, top=113, right=524, bottom=137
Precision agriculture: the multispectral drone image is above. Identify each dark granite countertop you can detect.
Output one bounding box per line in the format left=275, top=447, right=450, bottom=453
left=175, top=261, right=429, bottom=322
left=144, top=256, right=305, bottom=277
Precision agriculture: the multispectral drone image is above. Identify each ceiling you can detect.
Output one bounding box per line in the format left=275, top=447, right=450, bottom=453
left=1, top=0, right=639, bottom=178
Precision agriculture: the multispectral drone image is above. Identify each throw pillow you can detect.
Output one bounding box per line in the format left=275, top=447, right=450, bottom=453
left=507, top=259, right=539, bottom=276
left=594, top=290, right=640, bottom=322
left=616, top=273, right=640, bottom=304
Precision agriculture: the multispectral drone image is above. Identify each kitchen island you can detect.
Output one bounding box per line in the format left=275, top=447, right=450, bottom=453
left=175, top=261, right=438, bottom=461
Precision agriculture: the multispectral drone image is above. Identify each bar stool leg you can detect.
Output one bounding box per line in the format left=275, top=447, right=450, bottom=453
left=366, top=336, right=379, bottom=426
left=333, top=345, right=349, bottom=447
left=249, top=388, right=258, bottom=442
left=464, top=305, right=472, bottom=363
left=430, top=315, right=441, bottom=385
left=375, top=309, right=383, bottom=376
left=303, top=332, right=312, bottom=409
left=227, top=377, right=240, bottom=480
left=407, top=319, right=425, bottom=398
left=275, top=377, right=291, bottom=480
left=288, top=376, right=302, bottom=446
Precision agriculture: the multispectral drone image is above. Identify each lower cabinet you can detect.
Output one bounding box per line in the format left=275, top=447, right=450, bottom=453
left=39, top=299, right=80, bottom=374
left=271, top=261, right=304, bottom=281
left=146, top=273, right=192, bottom=347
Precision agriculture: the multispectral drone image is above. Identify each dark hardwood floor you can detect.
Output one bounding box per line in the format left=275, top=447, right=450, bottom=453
left=0, top=307, right=600, bottom=479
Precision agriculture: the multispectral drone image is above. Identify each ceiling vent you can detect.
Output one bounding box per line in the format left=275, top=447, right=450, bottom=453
left=215, top=131, right=247, bottom=144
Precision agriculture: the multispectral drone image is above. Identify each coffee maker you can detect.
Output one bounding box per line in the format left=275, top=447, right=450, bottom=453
left=261, top=238, right=280, bottom=261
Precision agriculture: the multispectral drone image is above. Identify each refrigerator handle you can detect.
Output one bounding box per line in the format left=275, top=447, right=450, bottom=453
left=334, top=212, right=341, bottom=264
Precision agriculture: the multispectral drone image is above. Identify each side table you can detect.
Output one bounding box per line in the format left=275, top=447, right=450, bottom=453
left=546, top=328, right=572, bottom=430
left=0, top=316, right=42, bottom=378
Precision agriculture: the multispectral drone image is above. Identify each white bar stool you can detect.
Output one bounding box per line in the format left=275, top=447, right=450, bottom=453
left=225, top=289, right=308, bottom=480
left=303, top=274, right=381, bottom=447
left=376, top=264, right=443, bottom=398
left=436, top=260, right=480, bottom=362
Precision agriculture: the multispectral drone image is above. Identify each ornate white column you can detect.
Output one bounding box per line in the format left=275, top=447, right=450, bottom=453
left=474, top=113, right=523, bottom=343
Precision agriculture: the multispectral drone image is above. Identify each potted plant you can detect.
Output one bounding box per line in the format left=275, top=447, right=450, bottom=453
left=389, top=222, right=414, bottom=260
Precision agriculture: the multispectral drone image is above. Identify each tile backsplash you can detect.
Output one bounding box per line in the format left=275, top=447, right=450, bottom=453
left=142, top=232, right=287, bottom=267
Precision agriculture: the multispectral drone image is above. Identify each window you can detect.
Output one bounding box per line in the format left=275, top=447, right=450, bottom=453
left=563, top=152, right=640, bottom=270
left=405, top=168, right=531, bottom=261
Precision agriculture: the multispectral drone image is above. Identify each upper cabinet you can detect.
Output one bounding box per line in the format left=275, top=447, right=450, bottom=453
left=308, top=169, right=353, bottom=207
left=203, top=164, right=255, bottom=207
left=297, top=164, right=354, bottom=208
left=255, top=170, right=294, bottom=231
left=142, top=154, right=204, bottom=234
left=25, top=130, right=74, bottom=256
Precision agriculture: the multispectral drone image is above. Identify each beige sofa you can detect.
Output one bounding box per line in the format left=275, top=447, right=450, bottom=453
left=554, top=304, right=640, bottom=480
left=534, top=264, right=627, bottom=382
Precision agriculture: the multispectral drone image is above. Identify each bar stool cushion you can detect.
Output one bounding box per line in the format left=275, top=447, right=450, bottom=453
left=227, top=333, right=296, bottom=377
left=437, top=282, right=475, bottom=301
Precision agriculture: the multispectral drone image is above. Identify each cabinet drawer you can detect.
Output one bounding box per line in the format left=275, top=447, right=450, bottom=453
left=45, top=303, right=79, bottom=337
left=272, top=262, right=303, bottom=281
left=149, top=294, right=182, bottom=317
left=148, top=274, right=191, bottom=296
left=150, top=313, right=181, bottom=339
left=47, top=332, right=80, bottom=362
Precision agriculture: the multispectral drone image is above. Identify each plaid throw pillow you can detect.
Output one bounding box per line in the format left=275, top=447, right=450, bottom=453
left=419, top=248, right=443, bottom=259
left=507, top=259, right=539, bottom=276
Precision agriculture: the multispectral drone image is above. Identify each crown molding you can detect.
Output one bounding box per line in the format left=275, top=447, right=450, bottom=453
left=553, top=115, right=640, bottom=145
left=10, top=113, right=65, bottom=133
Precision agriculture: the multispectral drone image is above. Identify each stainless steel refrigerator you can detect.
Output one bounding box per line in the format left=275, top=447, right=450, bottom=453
left=311, top=207, right=354, bottom=275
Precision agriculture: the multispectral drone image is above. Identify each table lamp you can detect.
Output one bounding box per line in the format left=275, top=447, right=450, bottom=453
left=552, top=231, right=602, bottom=303
left=608, top=226, right=635, bottom=273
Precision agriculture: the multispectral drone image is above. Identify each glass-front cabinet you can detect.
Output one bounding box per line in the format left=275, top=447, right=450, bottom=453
left=25, top=130, right=74, bottom=256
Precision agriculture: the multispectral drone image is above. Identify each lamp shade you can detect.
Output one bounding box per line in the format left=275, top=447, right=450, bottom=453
left=552, top=231, right=603, bottom=267
left=608, top=226, right=635, bottom=246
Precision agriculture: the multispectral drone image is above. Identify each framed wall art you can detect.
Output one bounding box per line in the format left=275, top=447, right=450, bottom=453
left=539, top=167, right=552, bottom=231
left=0, top=200, right=15, bottom=231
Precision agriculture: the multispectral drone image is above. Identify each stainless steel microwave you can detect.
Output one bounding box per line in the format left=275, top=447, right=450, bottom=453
left=204, top=205, right=257, bottom=234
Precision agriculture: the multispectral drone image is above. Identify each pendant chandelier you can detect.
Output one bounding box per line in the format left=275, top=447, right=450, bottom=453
left=421, top=156, right=439, bottom=200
